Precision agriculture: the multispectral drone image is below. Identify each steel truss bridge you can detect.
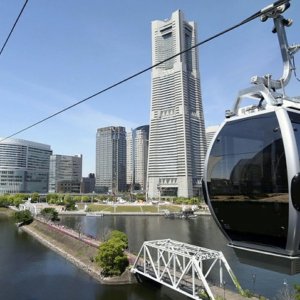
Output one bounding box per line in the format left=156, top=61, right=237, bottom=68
left=131, top=239, right=244, bottom=300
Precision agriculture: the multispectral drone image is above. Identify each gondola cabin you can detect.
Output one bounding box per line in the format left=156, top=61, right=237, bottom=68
left=203, top=1, right=300, bottom=274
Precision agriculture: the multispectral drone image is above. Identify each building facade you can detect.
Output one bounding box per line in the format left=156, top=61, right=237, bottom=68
left=95, top=126, right=126, bottom=193
left=134, top=125, right=149, bottom=191
left=0, top=138, right=52, bottom=194
left=205, top=125, right=219, bottom=150
left=80, top=173, right=96, bottom=194
left=147, top=10, right=206, bottom=199
left=126, top=131, right=134, bottom=188
left=48, top=154, right=82, bottom=193
left=127, top=125, right=149, bottom=191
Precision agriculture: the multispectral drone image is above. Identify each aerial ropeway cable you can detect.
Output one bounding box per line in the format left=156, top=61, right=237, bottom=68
left=0, top=0, right=292, bottom=143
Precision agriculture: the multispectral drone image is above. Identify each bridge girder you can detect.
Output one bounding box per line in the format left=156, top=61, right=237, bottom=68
left=131, top=239, right=244, bottom=300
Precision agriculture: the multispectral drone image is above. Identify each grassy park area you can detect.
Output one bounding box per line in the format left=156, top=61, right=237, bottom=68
left=84, top=203, right=182, bottom=214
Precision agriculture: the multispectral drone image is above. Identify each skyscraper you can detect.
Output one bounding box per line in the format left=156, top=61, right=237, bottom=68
left=134, top=125, right=149, bottom=191
left=95, top=126, right=126, bottom=193
left=127, top=125, right=149, bottom=191
left=147, top=10, right=206, bottom=199
left=126, top=130, right=134, bottom=188
left=48, top=154, right=82, bottom=193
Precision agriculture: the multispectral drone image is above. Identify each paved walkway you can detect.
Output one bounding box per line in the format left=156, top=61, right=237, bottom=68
left=211, top=285, right=263, bottom=299
left=35, top=217, right=100, bottom=248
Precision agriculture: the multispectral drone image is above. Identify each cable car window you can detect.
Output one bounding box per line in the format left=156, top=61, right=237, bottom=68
left=207, top=112, right=288, bottom=249
left=288, top=112, right=300, bottom=238
left=289, top=111, right=300, bottom=157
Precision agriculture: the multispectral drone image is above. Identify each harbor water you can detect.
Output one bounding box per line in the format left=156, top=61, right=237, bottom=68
left=1, top=213, right=300, bottom=299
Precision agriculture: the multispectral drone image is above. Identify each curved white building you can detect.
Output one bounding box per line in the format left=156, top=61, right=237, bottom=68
left=0, top=138, right=52, bottom=194
left=127, top=125, right=149, bottom=191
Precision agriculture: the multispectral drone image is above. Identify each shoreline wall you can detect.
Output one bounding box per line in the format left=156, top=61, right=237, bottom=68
left=21, top=220, right=136, bottom=285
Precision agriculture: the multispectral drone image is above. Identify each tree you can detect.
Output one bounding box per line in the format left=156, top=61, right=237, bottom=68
left=136, top=193, right=145, bottom=201
left=0, top=195, right=10, bottom=207
left=109, top=230, right=128, bottom=249
left=40, top=207, right=59, bottom=222
left=14, top=210, right=33, bottom=225
left=30, top=192, right=40, bottom=203
left=81, top=196, right=90, bottom=202
left=11, top=194, right=28, bottom=208
left=97, top=195, right=108, bottom=202
left=73, top=196, right=82, bottom=202
left=46, top=193, right=63, bottom=205
left=95, top=231, right=129, bottom=276
left=64, top=194, right=76, bottom=211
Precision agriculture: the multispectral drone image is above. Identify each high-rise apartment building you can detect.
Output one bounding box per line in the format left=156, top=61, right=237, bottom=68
left=127, top=125, right=149, bottom=191
left=0, top=138, right=52, bottom=194
left=48, top=154, right=82, bottom=193
left=126, top=131, right=134, bottom=188
left=134, top=125, right=149, bottom=191
left=147, top=10, right=206, bottom=199
left=95, top=126, right=126, bottom=193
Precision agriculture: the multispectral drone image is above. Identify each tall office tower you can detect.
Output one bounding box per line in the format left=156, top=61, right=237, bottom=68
left=147, top=10, right=206, bottom=199
left=127, top=125, right=149, bottom=191
left=95, top=126, right=126, bottom=193
left=48, top=154, right=82, bottom=193
left=0, top=138, right=52, bottom=194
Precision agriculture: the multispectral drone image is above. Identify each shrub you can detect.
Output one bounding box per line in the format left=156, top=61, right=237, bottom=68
left=14, top=210, right=33, bottom=225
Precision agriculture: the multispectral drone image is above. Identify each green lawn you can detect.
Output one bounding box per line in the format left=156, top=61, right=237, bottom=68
left=116, top=206, right=142, bottom=213
left=87, top=204, right=114, bottom=212
left=85, top=203, right=181, bottom=213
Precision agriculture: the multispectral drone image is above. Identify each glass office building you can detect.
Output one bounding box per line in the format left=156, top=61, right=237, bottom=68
left=0, top=138, right=52, bottom=194
left=95, top=126, right=127, bottom=193
left=48, top=154, right=82, bottom=193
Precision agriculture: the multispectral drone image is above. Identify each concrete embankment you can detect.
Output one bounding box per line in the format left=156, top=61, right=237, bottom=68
left=0, top=207, right=14, bottom=217
left=21, top=220, right=136, bottom=285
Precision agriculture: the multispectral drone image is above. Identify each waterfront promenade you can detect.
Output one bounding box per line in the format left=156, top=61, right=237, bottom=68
left=58, top=202, right=211, bottom=217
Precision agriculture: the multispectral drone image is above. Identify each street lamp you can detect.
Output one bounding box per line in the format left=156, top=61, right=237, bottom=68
left=283, top=279, right=288, bottom=295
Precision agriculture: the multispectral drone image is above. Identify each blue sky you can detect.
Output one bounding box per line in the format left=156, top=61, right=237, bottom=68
left=0, top=0, right=299, bottom=176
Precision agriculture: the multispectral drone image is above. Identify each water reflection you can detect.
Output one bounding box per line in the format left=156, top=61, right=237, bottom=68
left=1, top=214, right=195, bottom=300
